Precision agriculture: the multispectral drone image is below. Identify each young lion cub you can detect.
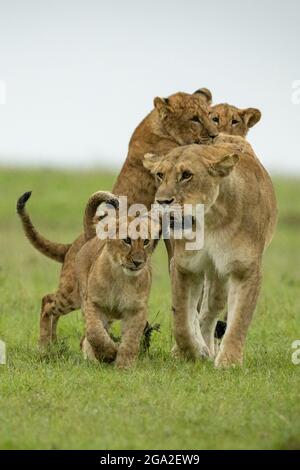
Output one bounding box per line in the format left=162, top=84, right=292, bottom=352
left=210, top=103, right=261, bottom=137
left=78, top=192, right=160, bottom=368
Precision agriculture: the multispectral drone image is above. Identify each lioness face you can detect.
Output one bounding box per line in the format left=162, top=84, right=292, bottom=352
left=154, top=90, right=219, bottom=146
left=106, top=215, right=159, bottom=276
left=144, top=145, right=239, bottom=212
left=210, top=103, right=261, bottom=137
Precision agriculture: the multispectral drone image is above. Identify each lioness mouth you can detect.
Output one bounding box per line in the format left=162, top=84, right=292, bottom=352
left=169, top=214, right=195, bottom=230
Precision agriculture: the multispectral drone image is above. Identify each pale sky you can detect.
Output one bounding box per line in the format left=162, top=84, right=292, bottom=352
left=0, top=0, right=299, bottom=173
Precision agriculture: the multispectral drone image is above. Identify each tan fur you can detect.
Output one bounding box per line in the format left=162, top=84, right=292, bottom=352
left=76, top=200, right=159, bottom=369
left=144, top=141, right=277, bottom=367
left=210, top=103, right=261, bottom=137
left=18, top=89, right=219, bottom=344
left=39, top=191, right=160, bottom=369
left=16, top=192, right=71, bottom=263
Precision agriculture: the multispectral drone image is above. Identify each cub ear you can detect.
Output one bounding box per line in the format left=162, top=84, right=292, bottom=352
left=241, top=108, right=261, bottom=128
left=143, top=153, right=161, bottom=172
left=208, top=154, right=239, bottom=177
left=153, top=97, right=172, bottom=119
left=193, top=88, right=213, bottom=105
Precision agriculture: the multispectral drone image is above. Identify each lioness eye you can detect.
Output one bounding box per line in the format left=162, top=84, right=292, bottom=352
left=123, top=237, right=131, bottom=245
left=212, top=116, right=219, bottom=123
left=156, top=172, right=164, bottom=180
left=144, top=239, right=150, bottom=246
left=181, top=171, right=193, bottom=181
left=232, top=119, right=239, bottom=125
left=191, top=116, right=201, bottom=123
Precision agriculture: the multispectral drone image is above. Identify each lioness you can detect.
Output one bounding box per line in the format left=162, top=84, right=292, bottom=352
left=144, top=142, right=277, bottom=367
left=78, top=192, right=160, bottom=369
left=210, top=103, right=261, bottom=137
left=17, top=88, right=218, bottom=346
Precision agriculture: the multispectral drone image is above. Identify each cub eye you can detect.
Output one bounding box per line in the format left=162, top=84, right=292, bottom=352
left=212, top=116, right=219, bottom=123
left=181, top=171, right=193, bottom=181
left=191, top=116, right=201, bottom=123
left=232, top=119, right=239, bottom=125
left=143, top=239, right=150, bottom=246
left=123, top=237, right=131, bottom=245
left=156, top=172, right=164, bottom=180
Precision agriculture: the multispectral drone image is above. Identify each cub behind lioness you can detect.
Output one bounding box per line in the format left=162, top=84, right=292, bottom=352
left=210, top=103, right=261, bottom=137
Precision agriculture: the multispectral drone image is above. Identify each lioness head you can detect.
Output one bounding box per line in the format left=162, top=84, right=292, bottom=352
left=210, top=103, right=261, bottom=137
left=96, top=212, right=160, bottom=276
left=144, top=145, right=239, bottom=212
left=154, top=89, right=219, bottom=145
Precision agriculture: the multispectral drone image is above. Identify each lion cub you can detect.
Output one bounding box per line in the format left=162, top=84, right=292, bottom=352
left=210, top=103, right=261, bottom=137
left=78, top=192, right=160, bottom=369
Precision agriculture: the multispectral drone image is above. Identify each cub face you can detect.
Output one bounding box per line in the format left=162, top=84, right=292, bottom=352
left=210, top=103, right=261, bottom=137
left=154, top=89, right=219, bottom=146
left=144, top=145, right=239, bottom=212
left=99, top=214, right=160, bottom=276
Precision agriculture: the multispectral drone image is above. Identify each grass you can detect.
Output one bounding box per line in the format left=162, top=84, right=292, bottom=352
left=0, top=167, right=300, bottom=450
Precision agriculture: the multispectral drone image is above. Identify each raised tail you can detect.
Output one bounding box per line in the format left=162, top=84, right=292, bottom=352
left=84, top=191, right=119, bottom=241
left=16, top=191, right=71, bottom=263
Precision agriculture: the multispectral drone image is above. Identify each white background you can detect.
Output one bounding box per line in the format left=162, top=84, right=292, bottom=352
left=0, top=0, right=299, bottom=173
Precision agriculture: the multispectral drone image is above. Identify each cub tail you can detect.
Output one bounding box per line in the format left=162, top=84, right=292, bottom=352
left=84, top=191, right=119, bottom=241
left=17, top=191, right=71, bottom=263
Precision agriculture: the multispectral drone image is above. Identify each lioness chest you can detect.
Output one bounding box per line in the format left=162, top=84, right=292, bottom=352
left=174, top=232, right=243, bottom=278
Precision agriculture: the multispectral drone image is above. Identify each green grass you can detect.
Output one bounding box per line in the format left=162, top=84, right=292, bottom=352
left=0, top=168, right=299, bottom=450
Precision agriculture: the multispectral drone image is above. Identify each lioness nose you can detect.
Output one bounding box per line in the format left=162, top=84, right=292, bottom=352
left=156, top=197, right=175, bottom=206
left=210, top=132, right=218, bottom=139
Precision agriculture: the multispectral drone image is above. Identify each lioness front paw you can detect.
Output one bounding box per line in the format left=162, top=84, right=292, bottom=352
left=215, top=349, right=243, bottom=368
left=115, top=354, right=136, bottom=369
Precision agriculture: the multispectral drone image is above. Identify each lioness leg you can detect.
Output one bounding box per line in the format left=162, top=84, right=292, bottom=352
left=84, top=299, right=118, bottom=363
left=215, top=264, right=262, bottom=368
left=171, top=264, right=209, bottom=360
left=199, top=269, right=228, bottom=357
left=116, top=310, right=147, bottom=369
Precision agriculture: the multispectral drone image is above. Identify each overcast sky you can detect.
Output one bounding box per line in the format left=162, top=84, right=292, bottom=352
left=0, top=0, right=299, bottom=173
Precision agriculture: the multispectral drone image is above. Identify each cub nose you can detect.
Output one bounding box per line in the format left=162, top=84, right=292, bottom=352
left=133, top=260, right=143, bottom=268
left=156, top=197, right=175, bottom=206
left=210, top=132, right=218, bottom=139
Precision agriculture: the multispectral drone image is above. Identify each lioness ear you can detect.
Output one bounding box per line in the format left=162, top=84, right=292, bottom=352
left=241, top=108, right=261, bottom=128
left=208, top=154, right=239, bottom=177
left=143, top=153, right=161, bottom=172
left=193, top=88, right=213, bottom=105
left=153, top=97, right=172, bottom=119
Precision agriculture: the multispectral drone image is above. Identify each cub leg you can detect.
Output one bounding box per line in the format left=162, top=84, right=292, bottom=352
left=84, top=299, right=118, bottom=363
left=215, top=264, right=262, bottom=368
left=116, top=309, right=148, bottom=369
left=39, top=292, right=76, bottom=347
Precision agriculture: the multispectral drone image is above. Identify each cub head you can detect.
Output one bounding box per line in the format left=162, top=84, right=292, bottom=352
left=144, top=145, right=239, bottom=212
left=96, top=212, right=160, bottom=276
left=153, top=89, right=218, bottom=145
left=210, top=103, right=261, bottom=137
